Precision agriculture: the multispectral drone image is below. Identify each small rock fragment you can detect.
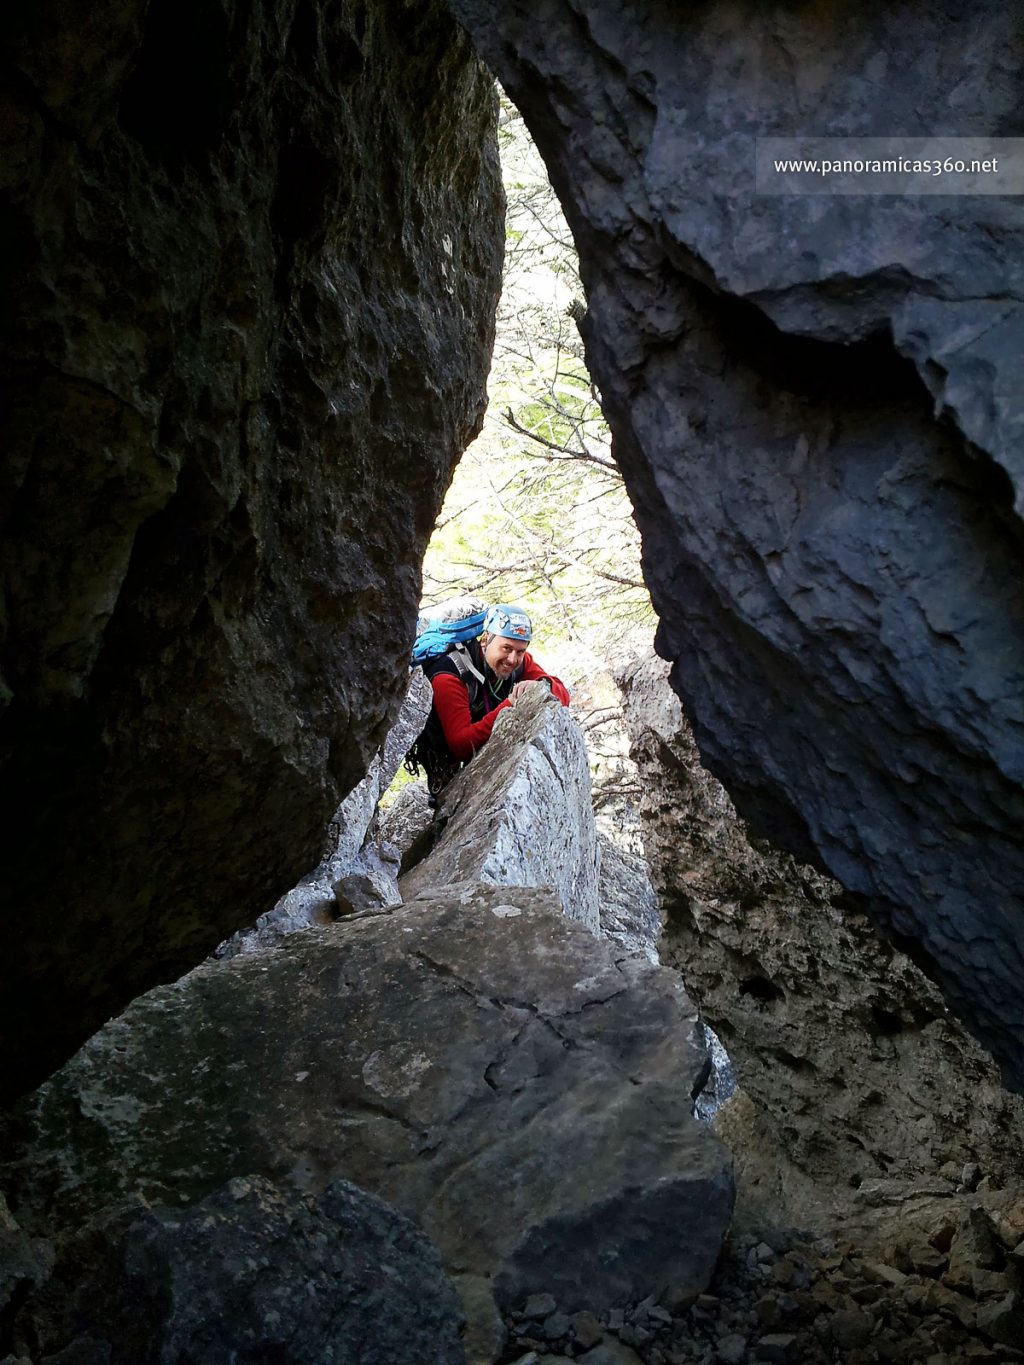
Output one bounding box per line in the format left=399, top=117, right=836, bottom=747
left=580, top=1340, right=646, bottom=1365
left=543, top=1311, right=572, bottom=1342
left=755, top=1334, right=798, bottom=1363
left=525, top=1294, right=559, bottom=1320
left=976, top=1290, right=1024, bottom=1348
left=830, top=1307, right=875, bottom=1350
left=571, top=1311, right=604, bottom=1349
left=716, top=1333, right=747, bottom=1364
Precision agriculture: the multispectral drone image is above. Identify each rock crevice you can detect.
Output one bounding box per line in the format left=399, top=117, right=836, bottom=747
left=2, top=669, right=734, bottom=1363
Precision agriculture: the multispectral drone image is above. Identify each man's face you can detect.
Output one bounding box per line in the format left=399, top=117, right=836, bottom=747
left=483, top=634, right=528, bottom=677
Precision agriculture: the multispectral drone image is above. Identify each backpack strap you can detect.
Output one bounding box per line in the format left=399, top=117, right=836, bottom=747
left=447, top=643, right=487, bottom=716
left=406, top=641, right=489, bottom=803
left=422, top=641, right=489, bottom=720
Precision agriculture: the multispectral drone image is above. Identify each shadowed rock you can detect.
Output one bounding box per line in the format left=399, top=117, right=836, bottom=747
left=7, top=1175, right=466, bottom=1365
left=0, top=1, right=503, bottom=1100
left=2, top=885, right=733, bottom=1350
left=621, top=653, right=1024, bottom=1223
left=446, top=0, right=1024, bottom=1088
left=218, top=672, right=433, bottom=956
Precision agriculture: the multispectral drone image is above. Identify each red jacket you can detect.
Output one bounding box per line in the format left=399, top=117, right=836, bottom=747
left=430, top=650, right=570, bottom=763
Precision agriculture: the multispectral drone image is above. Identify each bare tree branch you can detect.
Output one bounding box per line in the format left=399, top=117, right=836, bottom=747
left=503, top=408, right=618, bottom=473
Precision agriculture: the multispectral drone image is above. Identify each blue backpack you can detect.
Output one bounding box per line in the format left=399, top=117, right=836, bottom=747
left=406, top=597, right=489, bottom=800
left=410, top=596, right=487, bottom=665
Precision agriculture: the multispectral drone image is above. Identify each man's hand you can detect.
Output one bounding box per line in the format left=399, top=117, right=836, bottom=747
left=507, top=680, right=539, bottom=704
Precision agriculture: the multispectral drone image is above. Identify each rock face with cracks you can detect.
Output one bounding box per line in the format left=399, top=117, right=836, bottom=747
left=2, top=884, right=734, bottom=1356
left=0, top=0, right=503, bottom=1099
left=401, top=685, right=602, bottom=931
left=621, top=653, right=1024, bottom=1224
left=6, top=1175, right=467, bottom=1365
left=446, top=0, right=1024, bottom=1088
left=596, top=831, right=662, bottom=964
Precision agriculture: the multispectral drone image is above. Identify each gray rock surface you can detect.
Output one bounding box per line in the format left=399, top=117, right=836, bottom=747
left=596, top=831, right=661, bottom=963
left=2, top=884, right=733, bottom=1346
left=0, top=0, right=503, bottom=1100
left=7, top=1175, right=466, bottom=1365
left=621, top=653, right=1024, bottom=1224
left=501, top=1185, right=1024, bottom=1365
left=379, top=779, right=435, bottom=866
left=401, top=687, right=602, bottom=930
left=446, top=0, right=1024, bottom=1088
left=218, top=671, right=432, bottom=955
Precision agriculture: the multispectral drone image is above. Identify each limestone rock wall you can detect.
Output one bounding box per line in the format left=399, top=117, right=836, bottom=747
left=446, top=0, right=1024, bottom=1088
left=621, top=654, right=1024, bottom=1222
left=0, top=0, right=503, bottom=1100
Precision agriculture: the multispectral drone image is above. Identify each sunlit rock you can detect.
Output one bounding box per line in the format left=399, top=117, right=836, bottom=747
left=401, top=686, right=602, bottom=930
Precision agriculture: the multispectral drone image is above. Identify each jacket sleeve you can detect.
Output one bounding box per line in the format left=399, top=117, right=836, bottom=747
left=521, top=654, right=571, bottom=706
left=431, top=672, right=510, bottom=762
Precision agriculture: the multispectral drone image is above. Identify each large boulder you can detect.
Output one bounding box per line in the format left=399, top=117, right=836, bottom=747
left=621, top=653, right=1024, bottom=1220
left=446, top=0, right=1024, bottom=1088
left=2, top=885, right=733, bottom=1352
left=401, top=686, right=602, bottom=930
left=7, top=1176, right=466, bottom=1365
left=0, top=0, right=503, bottom=1099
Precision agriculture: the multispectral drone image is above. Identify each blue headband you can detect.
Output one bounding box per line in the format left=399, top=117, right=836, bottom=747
left=484, top=604, right=532, bottom=643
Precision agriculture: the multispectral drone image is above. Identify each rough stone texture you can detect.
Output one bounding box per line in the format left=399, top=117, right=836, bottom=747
left=621, top=653, right=1024, bottom=1224
left=1, top=885, right=733, bottom=1346
left=218, top=671, right=432, bottom=956
left=596, top=831, right=661, bottom=963
left=446, top=0, right=1024, bottom=1088
left=0, top=1213, right=52, bottom=1353
left=0, top=1, right=503, bottom=1101
left=379, top=778, right=435, bottom=866
left=401, top=687, right=602, bottom=930
left=490, top=1181, right=1024, bottom=1362
left=514, top=1187, right=1024, bottom=1365
left=6, top=1175, right=466, bottom=1365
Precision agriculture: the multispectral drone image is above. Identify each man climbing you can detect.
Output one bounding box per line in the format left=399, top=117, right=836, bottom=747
left=409, top=603, right=570, bottom=799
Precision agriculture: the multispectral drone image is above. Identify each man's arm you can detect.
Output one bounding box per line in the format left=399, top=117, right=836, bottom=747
left=431, top=672, right=509, bottom=761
